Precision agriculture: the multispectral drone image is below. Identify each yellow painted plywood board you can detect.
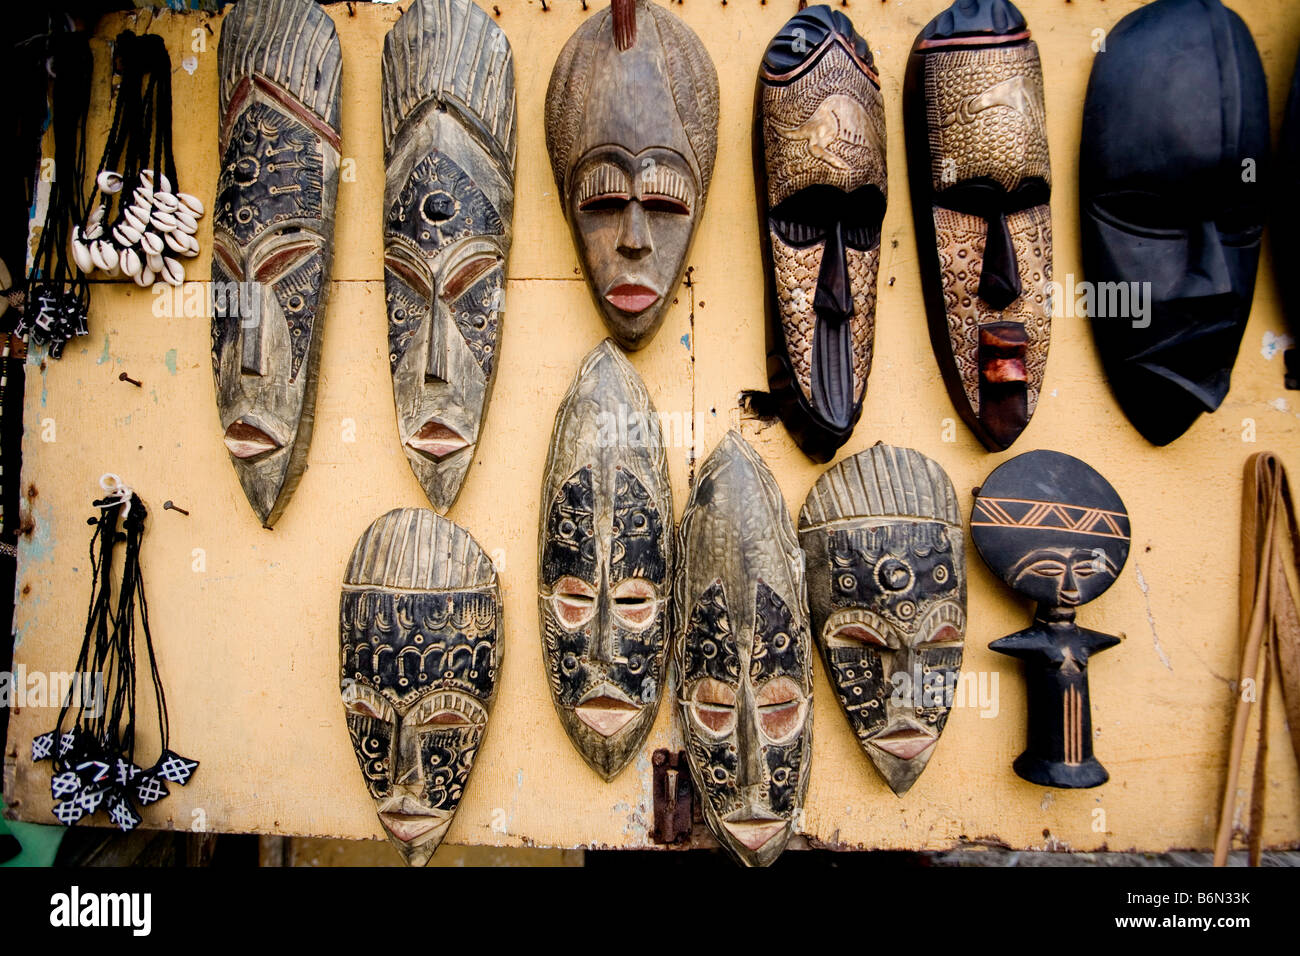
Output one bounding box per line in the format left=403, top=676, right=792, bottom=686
left=5, top=0, right=1300, bottom=854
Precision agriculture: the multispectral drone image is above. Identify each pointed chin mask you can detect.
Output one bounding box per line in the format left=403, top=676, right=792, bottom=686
left=1080, top=0, right=1269, bottom=445
left=757, top=7, right=886, bottom=462
left=800, top=446, right=965, bottom=795
left=340, top=509, right=501, bottom=866
left=675, top=431, right=812, bottom=867
left=382, top=0, right=516, bottom=512
left=545, top=0, right=718, bottom=351
left=538, top=341, right=672, bottom=780
left=905, top=0, right=1051, bottom=451
left=212, top=0, right=341, bottom=528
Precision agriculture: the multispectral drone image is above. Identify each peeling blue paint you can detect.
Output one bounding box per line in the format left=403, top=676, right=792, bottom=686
left=96, top=335, right=110, bottom=366
left=680, top=333, right=690, bottom=349
left=164, top=349, right=177, bottom=375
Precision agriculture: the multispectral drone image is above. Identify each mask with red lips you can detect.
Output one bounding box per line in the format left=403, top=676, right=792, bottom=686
left=383, top=0, right=516, bottom=511
left=800, top=445, right=965, bottom=795
left=545, top=0, right=718, bottom=351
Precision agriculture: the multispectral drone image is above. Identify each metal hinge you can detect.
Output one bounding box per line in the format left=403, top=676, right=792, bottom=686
left=651, top=748, right=694, bottom=845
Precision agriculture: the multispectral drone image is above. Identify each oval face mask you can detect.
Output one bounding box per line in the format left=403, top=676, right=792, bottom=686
left=211, top=0, right=341, bottom=527
left=800, top=445, right=965, bottom=795
left=1080, top=0, right=1269, bottom=445
left=339, top=508, right=502, bottom=866
left=545, top=0, right=718, bottom=350
left=756, top=6, right=886, bottom=463
left=539, top=341, right=672, bottom=780
left=675, top=431, right=812, bottom=867
left=383, top=0, right=516, bottom=511
left=904, top=0, right=1051, bottom=452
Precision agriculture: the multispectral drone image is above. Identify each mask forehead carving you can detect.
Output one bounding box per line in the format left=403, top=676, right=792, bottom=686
left=340, top=508, right=501, bottom=866
left=211, top=0, right=341, bottom=527
left=383, top=0, right=517, bottom=511
left=1080, top=0, right=1268, bottom=445
left=546, top=0, right=718, bottom=350
left=800, top=445, right=964, bottom=794
left=538, top=341, right=672, bottom=780
left=675, top=431, right=811, bottom=867
left=758, top=6, right=885, bottom=462
left=971, top=450, right=1129, bottom=788
left=905, top=0, right=1051, bottom=452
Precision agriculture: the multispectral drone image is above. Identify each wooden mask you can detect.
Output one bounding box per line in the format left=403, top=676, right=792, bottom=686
left=212, top=0, right=341, bottom=527
left=1081, top=0, right=1269, bottom=445
left=340, top=509, right=501, bottom=866
left=545, top=0, right=718, bottom=351
left=799, top=445, right=964, bottom=795
left=756, top=6, right=886, bottom=463
left=675, top=431, right=812, bottom=866
left=1276, top=47, right=1300, bottom=390
left=904, top=0, right=1051, bottom=452
left=383, top=0, right=517, bottom=511
left=971, top=450, right=1129, bottom=789
left=539, top=341, right=672, bottom=780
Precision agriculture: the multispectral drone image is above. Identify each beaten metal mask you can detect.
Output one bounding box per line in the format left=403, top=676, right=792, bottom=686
left=971, top=450, right=1129, bottom=788
left=675, top=431, right=811, bottom=866
left=383, top=0, right=516, bottom=511
left=539, top=340, right=672, bottom=780
left=340, top=508, right=501, bottom=866
left=756, top=6, right=885, bottom=463
left=212, top=0, right=341, bottom=527
left=1081, top=0, right=1269, bottom=444
left=905, top=0, right=1051, bottom=451
left=799, top=445, right=964, bottom=795
left=545, top=0, right=718, bottom=350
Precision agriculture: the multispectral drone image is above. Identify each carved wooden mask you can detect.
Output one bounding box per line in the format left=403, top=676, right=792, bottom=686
left=799, top=445, right=964, bottom=795
left=340, top=508, right=501, bottom=866
left=1081, top=0, right=1269, bottom=444
left=675, top=431, right=811, bottom=867
left=539, top=341, right=672, bottom=780
left=904, top=0, right=1051, bottom=451
left=212, top=0, right=341, bottom=527
left=383, top=0, right=516, bottom=511
left=756, top=6, right=886, bottom=463
left=545, top=0, right=718, bottom=350
left=971, top=450, right=1129, bottom=788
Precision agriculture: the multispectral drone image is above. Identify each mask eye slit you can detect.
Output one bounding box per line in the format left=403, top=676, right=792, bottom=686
left=440, top=255, right=500, bottom=302
left=575, top=162, right=631, bottom=212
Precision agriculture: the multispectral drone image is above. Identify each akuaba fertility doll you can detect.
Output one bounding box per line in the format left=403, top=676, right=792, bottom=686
left=339, top=509, right=501, bottom=866
left=675, top=432, right=812, bottom=867
left=799, top=445, right=965, bottom=795
left=383, top=0, right=516, bottom=511
left=538, top=341, right=673, bottom=781
left=545, top=0, right=718, bottom=350
left=1080, top=0, right=1269, bottom=445
left=904, top=0, right=1052, bottom=452
left=211, top=0, right=341, bottom=527
left=755, top=6, right=887, bottom=462
left=971, top=450, right=1129, bottom=789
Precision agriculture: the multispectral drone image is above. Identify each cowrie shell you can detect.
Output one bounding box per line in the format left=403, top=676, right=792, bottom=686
left=88, top=203, right=106, bottom=225
left=156, top=173, right=172, bottom=194
left=141, top=232, right=164, bottom=255
left=146, top=252, right=163, bottom=273
left=151, top=211, right=178, bottom=232
left=160, top=257, right=184, bottom=286
left=71, top=238, right=94, bottom=273
left=90, top=239, right=115, bottom=272
left=84, top=222, right=104, bottom=240
left=97, top=170, right=123, bottom=193
left=134, top=266, right=155, bottom=288
left=177, top=193, right=204, bottom=217
left=113, top=223, right=142, bottom=246
left=120, top=247, right=142, bottom=278
left=164, top=230, right=188, bottom=254
left=152, top=191, right=179, bottom=213
left=123, top=208, right=146, bottom=232
left=133, top=188, right=153, bottom=208
left=139, top=168, right=155, bottom=186
left=174, top=209, right=198, bottom=234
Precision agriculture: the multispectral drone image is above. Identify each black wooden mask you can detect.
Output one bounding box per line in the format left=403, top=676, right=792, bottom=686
left=904, top=0, right=1051, bottom=452
left=756, top=6, right=886, bottom=462
left=1081, top=0, right=1269, bottom=445
left=1275, top=48, right=1300, bottom=389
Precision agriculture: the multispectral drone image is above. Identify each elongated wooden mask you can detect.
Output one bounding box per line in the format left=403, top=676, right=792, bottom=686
left=340, top=508, right=502, bottom=866
left=539, top=341, right=672, bottom=780
left=800, top=445, right=964, bottom=795
left=757, top=6, right=886, bottom=463
left=904, top=0, right=1051, bottom=451
left=212, top=0, right=341, bottom=527
left=545, top=0, right=718, bottom=350
left=675, top=431, right=811, bottom=866
left=384, top=0, right=516, bottom=511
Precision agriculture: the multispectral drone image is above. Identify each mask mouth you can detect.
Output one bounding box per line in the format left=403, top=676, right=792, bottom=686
left=223, top=418, right=281, bottom=460
left=869, top=720, right=938, bottom=761
left=604, top=282, right=661, bottom=314
left=721, top=811, right=787, bottom=852
left=377, top=798, right=447, bottom=845
left=574, top=683, right=640, bottom=738
left=406, top=420, right=470, bottom=461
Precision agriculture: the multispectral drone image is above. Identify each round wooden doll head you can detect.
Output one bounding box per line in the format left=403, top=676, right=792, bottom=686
left=970, top=450, right=1129, bottom=613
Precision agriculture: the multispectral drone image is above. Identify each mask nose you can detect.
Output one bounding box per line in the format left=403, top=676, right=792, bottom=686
left=735, top=684, right=765, bottom=791
left=978, top=211, right=1022, bottom=311
left=239, top=287, right=267, bottom=377
left=424, top=300, right=450, bottom=385
left=1170, top=219, right=1234, bottom=300
left=616, top=200, right=653, bottom=259
left=590, top=567, right=615, bottom=665
left=813, top=223, right=853, bottom=320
